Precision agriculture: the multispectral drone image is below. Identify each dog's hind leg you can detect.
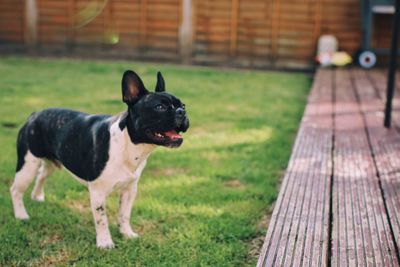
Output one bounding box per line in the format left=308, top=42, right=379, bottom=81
left=31, top=160, right=55, bottom=202
left=10, top=151, right=41, bottom=220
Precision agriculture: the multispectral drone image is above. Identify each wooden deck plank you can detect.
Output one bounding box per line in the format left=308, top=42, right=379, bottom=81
left=257, top=69, right=333, bottom=267
left=291, top=72, right=332, bottom=267
left=257, top=125, right=310, bottom=266
left=332, top=69, right=368, bottom=266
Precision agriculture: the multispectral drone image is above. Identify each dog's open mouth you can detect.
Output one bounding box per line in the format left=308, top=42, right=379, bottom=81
left=151, top=130, right=182, bottom=141
left=153, top=130, right=182, bottom=140
left=144, top=128, right=184, bottom=147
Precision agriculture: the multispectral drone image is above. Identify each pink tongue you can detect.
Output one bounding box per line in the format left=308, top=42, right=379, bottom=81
left=164, top=130, right=182, bottom=139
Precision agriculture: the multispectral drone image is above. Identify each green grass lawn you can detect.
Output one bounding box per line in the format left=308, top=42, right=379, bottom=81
left=0, top=57, right=310, bottom=266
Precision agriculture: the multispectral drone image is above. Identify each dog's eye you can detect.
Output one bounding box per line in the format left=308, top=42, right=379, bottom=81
left=182, top=104, right=186, bottom=109
left=154, top=104, right=167, bottom=111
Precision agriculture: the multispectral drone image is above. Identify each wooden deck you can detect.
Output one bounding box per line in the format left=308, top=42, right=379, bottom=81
left=257, top=68, right=400, bottom=267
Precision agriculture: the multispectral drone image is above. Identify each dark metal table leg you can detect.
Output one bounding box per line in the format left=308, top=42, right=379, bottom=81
left=384, top=0, right=400, bottom=128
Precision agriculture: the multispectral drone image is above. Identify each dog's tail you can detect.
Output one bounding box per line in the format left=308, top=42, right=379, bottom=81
left=15, top=123, right=29, bottom=172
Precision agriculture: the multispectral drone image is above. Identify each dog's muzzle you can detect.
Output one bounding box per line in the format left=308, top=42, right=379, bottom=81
left=176, top=108, right=185, bottom=120
left=175, top=108, right=189, bottom=132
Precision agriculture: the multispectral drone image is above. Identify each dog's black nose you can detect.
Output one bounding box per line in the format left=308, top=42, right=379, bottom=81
left=176, top=107, right=185, bottom=117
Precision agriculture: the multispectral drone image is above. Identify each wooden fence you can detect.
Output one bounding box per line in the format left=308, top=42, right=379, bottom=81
left=0, top=0, right=393, bottom=69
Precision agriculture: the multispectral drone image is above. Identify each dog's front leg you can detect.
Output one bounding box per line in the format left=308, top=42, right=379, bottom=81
left=89, top=185, right=114, bottom=249
left=119, top=160, right=147, bottom=239
left=119, top=179, right=139, bottom=239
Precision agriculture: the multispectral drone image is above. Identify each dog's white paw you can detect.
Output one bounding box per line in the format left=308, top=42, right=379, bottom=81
left=31, top=192, right=45, bottom=202
left=15, top=212, right=29, bottom=220
left=96, top=234, right=114, bottom=249
left=97, top=240, right=115, bottom=249
left=121, top=228, right=139, bottom=239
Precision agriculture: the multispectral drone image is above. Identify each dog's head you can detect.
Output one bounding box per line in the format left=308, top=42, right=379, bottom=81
left=119, top=70, right=189, bottom=148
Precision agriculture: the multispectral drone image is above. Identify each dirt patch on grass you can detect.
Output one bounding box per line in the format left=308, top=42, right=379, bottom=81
left=248, top=210, right=272, bottom=260
left=39, top=234, right=63, bottom=247
left=64, top=199, right=90, bottom=214
left=149, top=167, right=188, bottom=177
left=223, top=179, right=245, bottom=188
left=226, top=105, right=238, bottom=112
left=133, top=219, right=167, bottom=242
left=136, top=220, right=158, bottom=234
left=32, top=248, right=71, bottom=267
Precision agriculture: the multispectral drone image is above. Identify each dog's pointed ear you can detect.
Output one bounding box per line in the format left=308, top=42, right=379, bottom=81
left=121, top=70, right=148, bottom=104
left=155, top=71, right=165, bottom=92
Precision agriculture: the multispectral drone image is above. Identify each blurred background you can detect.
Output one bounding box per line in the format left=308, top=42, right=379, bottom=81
left=0, top=0, right=395, bottom=69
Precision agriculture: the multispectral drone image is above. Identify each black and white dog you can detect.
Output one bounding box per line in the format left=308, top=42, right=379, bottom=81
left=10, top=70, right=189, bottom=249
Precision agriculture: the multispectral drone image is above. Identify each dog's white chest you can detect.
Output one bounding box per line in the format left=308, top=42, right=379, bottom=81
left=92, top=121, right=155, bottom=191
